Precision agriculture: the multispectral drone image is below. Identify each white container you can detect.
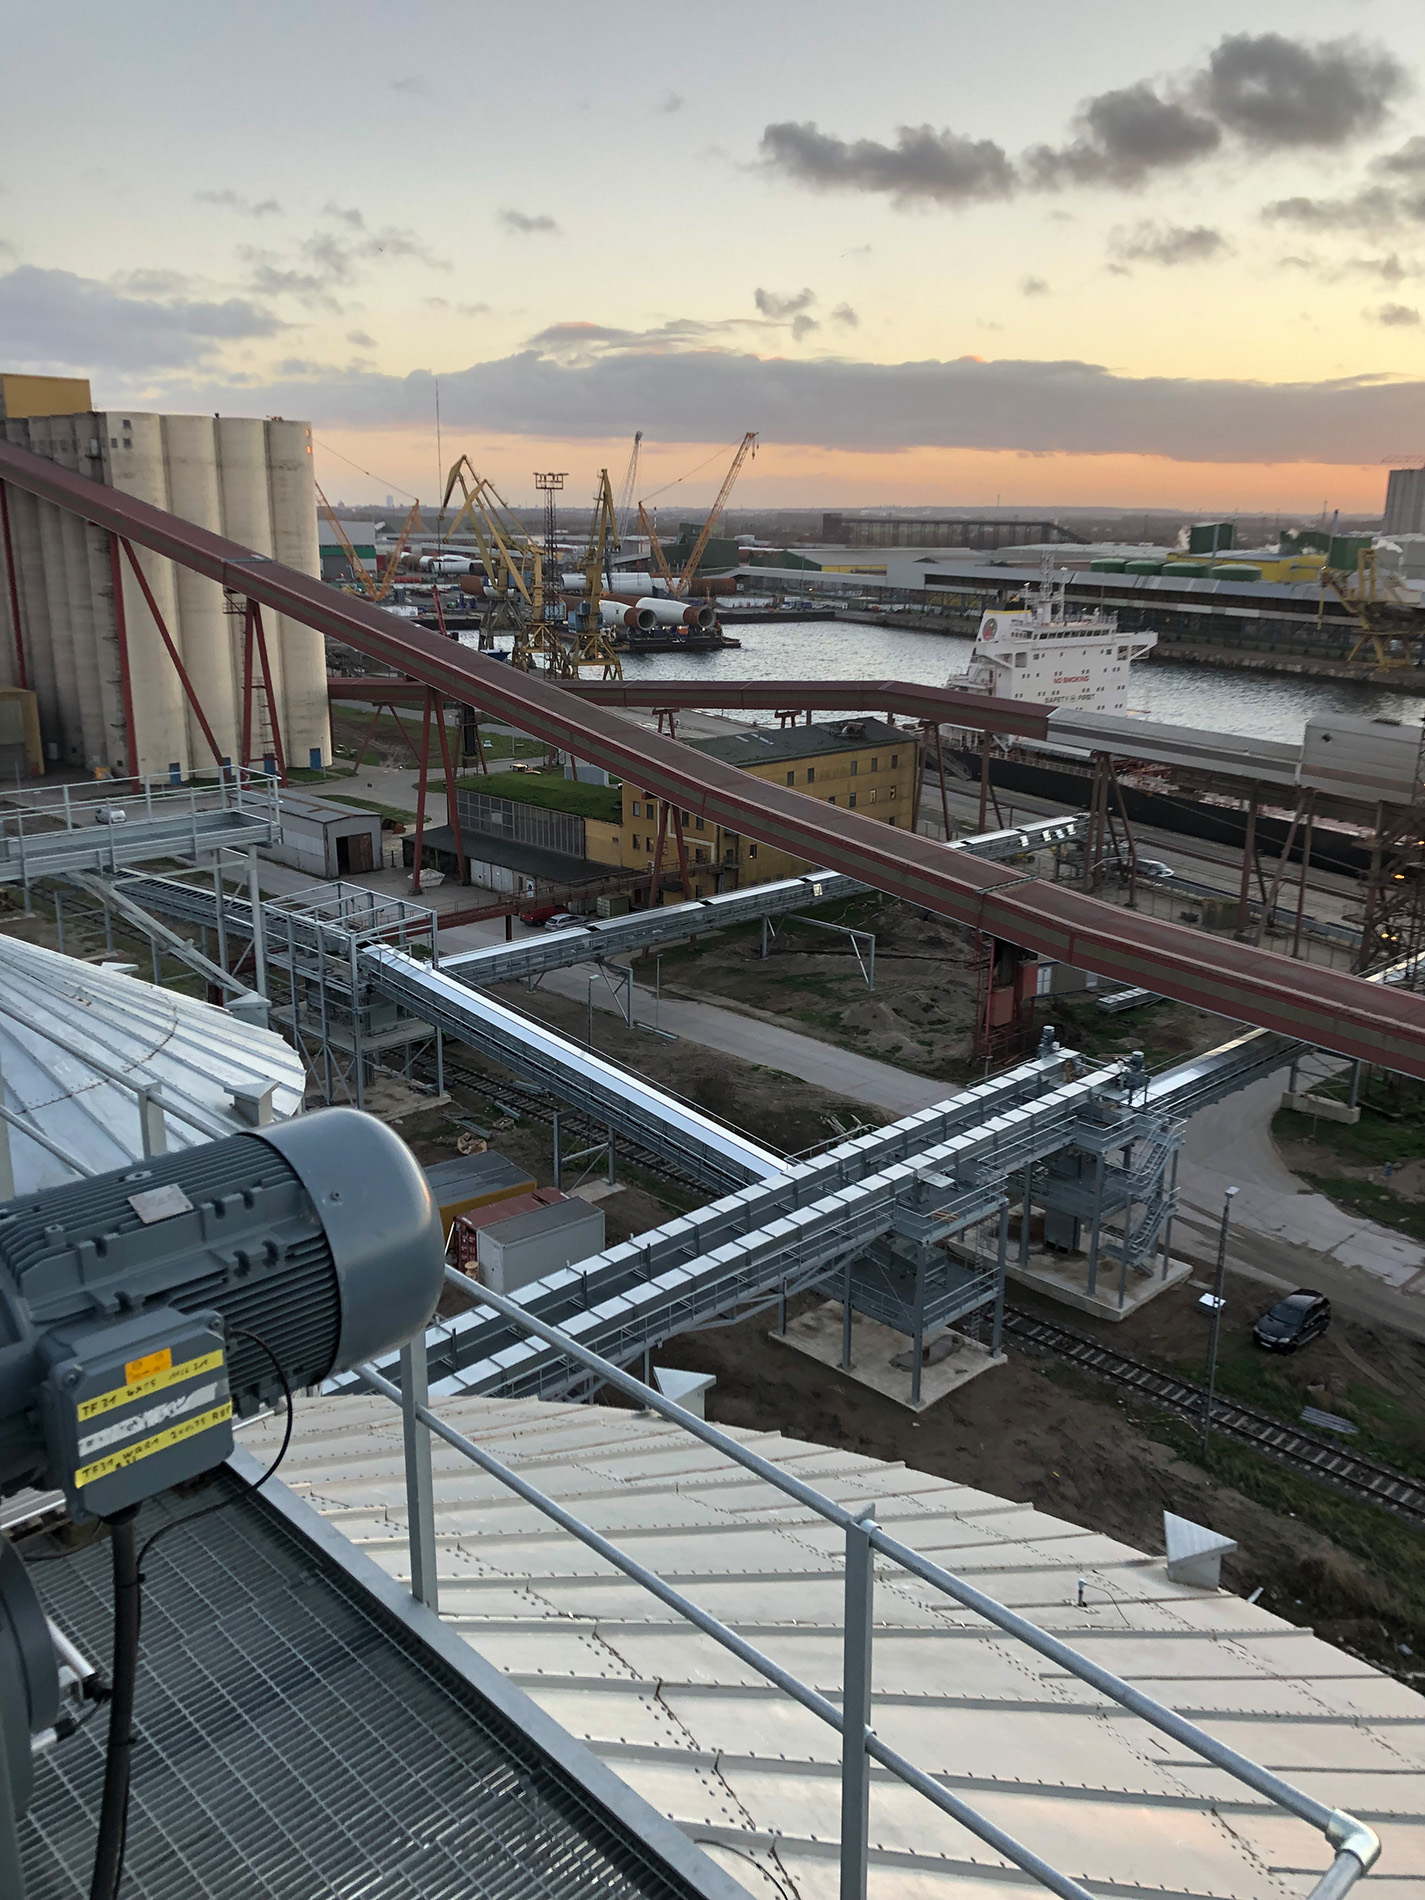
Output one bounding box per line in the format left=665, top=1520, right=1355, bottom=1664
left=476, top=1198, right=605, bottom=1295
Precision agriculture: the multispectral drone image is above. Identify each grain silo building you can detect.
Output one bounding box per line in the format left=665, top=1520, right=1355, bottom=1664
left=0, top=374, right=331, bottom=779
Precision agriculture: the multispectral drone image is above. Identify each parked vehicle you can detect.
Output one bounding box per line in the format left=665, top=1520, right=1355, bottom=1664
left=543, top=911, right=583, bottom=931
left=1135, top=858, right=1175, bottom=880
left=1252, top=1289, right=1331, bottom=1353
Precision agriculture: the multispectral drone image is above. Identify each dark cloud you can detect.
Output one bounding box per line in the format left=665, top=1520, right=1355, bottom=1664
left=1379, top=137, right=1425, bottom=179
left=498, top=208, right=560, bottom=235
left=390, top=74, right=429, bottom=95
left=196, top=189, right=283, bottom=217
left=241, top=215, right=450, bottom=310
left=753, top=286, right=816, bottom=320
left=761, top=32, right=1404, bottom=209
left=1198, top=33, right=1406, bottom=149
left=758, top=121, right=1015, bottom=207
left=1371, top=303, right=1420, bottom=326
left=1019, top=275, right=1050, bottom=296
left=0, top=265, right=285, bottom=372
left=1262, top=137, right=1425, bottom=235
left=1026, top=84, right=1220, bottom=188
left=170, top=343, right=1425, bottom=467
left=830, top=302, right=859, bottom=327
left=346, top=329, right=377, bottom=348
left=658, top=91, right=683, bottom=114
left=1109, top=221, right=1230, bottom=266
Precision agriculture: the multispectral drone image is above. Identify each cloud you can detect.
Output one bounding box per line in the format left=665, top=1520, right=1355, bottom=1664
left=241, top=214, right=450, bottom=310
left=390, top=74, right=429, bottom=94
left=831, top=302, right=859, bottom=327
left=791, top=314, right=819, bottom=341
left=1196, top=33, right=1406, bottom=149
left=1262, top=136, right=1425, bottom=236
left=0, top=264, right=286, bottom=372
left=346, top=329, right=377, bottom=348
left=498, top=208, right=560, bottom=235
left=1109, top=221, right=1230, bottom=266
left=753, top=286, right=816, bottom=320
left=758, top=120, right=1016, bottom=207
left=196, top=189, right=284, bottom=217
left=1019, top=275, right=1050, bottom=296
left=1026, top=85, right=1220, bottom=188
left=658, top=91, right=683, bottom=114
left=1370, top=302, right=1420, bottom=326
left=761, top=31, right=1405, bottom=209
left=426, top=296, right=493, bottom=316
left=169, top=342, right=1425, bottom=468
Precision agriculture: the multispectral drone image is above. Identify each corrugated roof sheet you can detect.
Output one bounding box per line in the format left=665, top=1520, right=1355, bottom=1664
left=244, top=1394, right=1425, bottom=1900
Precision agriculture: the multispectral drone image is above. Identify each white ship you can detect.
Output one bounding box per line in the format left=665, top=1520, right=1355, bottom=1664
left=958, top=556, right=1157, bottom=715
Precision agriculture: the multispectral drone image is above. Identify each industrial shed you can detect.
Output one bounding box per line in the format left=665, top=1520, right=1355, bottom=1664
left=271, top=789, right=383, bottom=878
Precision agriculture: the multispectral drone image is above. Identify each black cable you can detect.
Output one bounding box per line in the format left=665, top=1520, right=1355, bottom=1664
left=88, top=1327, right=294, bottom=1900
left=88, top=1504, right=139, bottom=1900
left=136, top=1327, right=294, bottom=1576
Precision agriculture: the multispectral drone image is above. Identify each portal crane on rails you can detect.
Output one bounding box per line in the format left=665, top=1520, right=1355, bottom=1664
left=437, top=456, right=570, bottom=673
left=614, top=431, right=642, bottom=553
left=573, top=469, right=624, bottom=679
left=672, top=430, right=757, bottom=597
left=316, top=484, right=422, bottom=603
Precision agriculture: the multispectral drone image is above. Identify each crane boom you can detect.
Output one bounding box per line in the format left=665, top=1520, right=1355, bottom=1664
left=637, top=502, right=676, bottom=592
left=315, top=482, right=380, bottom=600
left=614, top=431, right=642, bottom=550
left=675, top=431, right=757, bottom=596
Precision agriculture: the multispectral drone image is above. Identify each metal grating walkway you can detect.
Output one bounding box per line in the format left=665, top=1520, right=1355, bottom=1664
left=18, top=1474, right=737, bottom=1900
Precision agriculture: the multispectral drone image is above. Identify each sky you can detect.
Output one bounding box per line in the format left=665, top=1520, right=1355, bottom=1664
left=3, top=0, right=1425, bottom=516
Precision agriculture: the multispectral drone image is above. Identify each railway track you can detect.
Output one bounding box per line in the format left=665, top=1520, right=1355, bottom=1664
left=1003, top=1307, right=1425, bottom=1528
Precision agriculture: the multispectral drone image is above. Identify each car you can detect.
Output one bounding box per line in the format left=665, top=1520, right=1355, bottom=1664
left=1135, top=858, right=1175, bottom=881
left=1252, top=1288, right=1331, bottom=1353
left=543, top=911, right=583, bottom=931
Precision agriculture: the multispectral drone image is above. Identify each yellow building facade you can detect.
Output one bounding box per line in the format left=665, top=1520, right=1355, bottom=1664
left=619, top=718, right=919, bottom=899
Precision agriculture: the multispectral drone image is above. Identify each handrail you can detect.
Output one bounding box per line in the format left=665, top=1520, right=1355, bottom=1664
left=359, top=1269, right=1380, bottom=1900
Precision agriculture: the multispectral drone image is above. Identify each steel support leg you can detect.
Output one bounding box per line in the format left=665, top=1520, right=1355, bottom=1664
left=839, top=1514, right=876, bottom=1900
left=247, top=849, right=267, bottom=999
left=911, top=1251, right=927, bottom=1407
left=1018, top=1163, right=1032, bottom=1271
left=552, top=1112, right=563, bottom=1190
left=993, top=1201, right=1009, bottom=1357
left=841, top=1254, right=854, bottom=1369
left=400, top=1338, right=439, bottom=1611
left=213, top=856, right=228, bottom=974
left=1086, top=1150, right=1106, bottom=1297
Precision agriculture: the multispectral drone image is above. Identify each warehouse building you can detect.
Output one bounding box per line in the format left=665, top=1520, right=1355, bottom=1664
left=0, top=372, right=330, bottom=779
left=624, top=717, right=919, bottom=896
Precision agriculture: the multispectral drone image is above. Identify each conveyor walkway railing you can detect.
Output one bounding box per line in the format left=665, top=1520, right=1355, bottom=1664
left=358, top=1278, right=1380, bottom=1900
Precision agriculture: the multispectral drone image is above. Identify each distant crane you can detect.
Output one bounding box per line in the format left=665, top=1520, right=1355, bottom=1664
left=315, top=483, right=422, bottom=603
left=614, top=431, right=643, bottom=554
left=572, top=468, right=624, bottom=679
left=644, top=431, right=757, bottom=598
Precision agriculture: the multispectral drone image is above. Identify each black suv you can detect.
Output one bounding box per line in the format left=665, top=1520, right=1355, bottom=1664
left=1252, top=1289, right=1331, bottom=1353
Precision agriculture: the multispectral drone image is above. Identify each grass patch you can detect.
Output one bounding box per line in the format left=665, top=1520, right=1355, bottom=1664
left=1275, top=1086, right=1425, bottom=1169
left=321, top=794, right=414, bottom=825
left=1296, top=1170, right=1425, bottom=1245
left=440, top=770, right=621, bottom=824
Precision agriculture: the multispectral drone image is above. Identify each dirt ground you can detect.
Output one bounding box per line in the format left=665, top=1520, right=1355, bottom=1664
left=644, top=896, right=1238, bottom=1083
left=642, top=1267, right=1425, bottom=1681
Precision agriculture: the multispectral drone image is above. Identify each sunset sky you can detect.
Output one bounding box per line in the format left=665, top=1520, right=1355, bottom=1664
left=4, top=0, right=1425, bottom=515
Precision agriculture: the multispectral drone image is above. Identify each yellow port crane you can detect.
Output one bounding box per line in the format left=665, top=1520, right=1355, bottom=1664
left=613, top=431, right=642, bottom=554
left=671, top=430, right=757, bottom=597
left=572, top=468, right=624, bottom=679
left=437, top=457, right=570, bottom=673
left=315, top=483, right=422, bottom=603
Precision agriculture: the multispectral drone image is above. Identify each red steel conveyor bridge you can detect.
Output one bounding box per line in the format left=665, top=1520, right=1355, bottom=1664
left=2, top=436, right=1423, bottom=1076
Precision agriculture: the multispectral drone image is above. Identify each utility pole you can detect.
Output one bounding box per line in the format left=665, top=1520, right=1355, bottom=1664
left=1200, top=1186, right=1237, bottom=1454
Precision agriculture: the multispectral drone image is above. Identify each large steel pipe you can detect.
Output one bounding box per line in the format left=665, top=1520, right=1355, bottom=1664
left=606, top=593, right=716, bottom=630
left=599, top=600, right=657, bottom=632
left=4, top=436, right=1425, bottom=1074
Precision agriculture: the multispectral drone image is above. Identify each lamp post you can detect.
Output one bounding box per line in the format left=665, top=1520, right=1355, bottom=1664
left=1200, top=1186, right=1238, bottom=1454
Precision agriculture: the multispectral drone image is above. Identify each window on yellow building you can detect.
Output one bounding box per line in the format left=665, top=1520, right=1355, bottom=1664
left=786, top=770, right=794, bottom=785
left=848, top=793, right=857, bottom=808
left=889, top=785, right=897, bottom=800
left=695, top=816, right=704, bottom=831
left=748, top=843, right=758, bottom=858
left=890, top=754, right=899, bottom=768
left=868, top=788, right=877, bottom=803
left=632, top=834, right=640, bottom=849
left=850, top=760, right=858, bottom=776
left=871, top=757, right=879, bottom=772
left=806, top=767, right=815, bottom=784
left=827, top=794, right=836, bottom=805
left=887, top=815, right=896, bottom=827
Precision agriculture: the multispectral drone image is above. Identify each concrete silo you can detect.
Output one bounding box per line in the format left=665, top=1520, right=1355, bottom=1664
left=163, top=413, right=239, bottom=767
left=266, top=419, right=330, bottom=768
left=0, top=420, right=63, bottom=759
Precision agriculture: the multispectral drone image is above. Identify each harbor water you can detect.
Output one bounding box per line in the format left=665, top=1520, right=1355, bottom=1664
left=606, top=618, right=1425, bottom=747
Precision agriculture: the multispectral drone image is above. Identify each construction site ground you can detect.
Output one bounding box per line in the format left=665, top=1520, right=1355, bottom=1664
left=645, top=1266, right=1425, bottom=1685
left=1275, top=1080, right=1425, bottom=1248
left=644, top=894, right=1238, bottom=1084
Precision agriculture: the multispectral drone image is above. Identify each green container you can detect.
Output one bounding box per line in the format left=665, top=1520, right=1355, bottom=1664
left=1165, top=560, right=1211, bottom=577
left=1209, top=563, right=1263, bottom=581
left=1089, top=557, right=1127, bottom=572
left=1123, top=559, right=1163, bottom=574
left=1328, top=534, right=1371, bottom=571
left=1188, top=520, right=1235, bottom=555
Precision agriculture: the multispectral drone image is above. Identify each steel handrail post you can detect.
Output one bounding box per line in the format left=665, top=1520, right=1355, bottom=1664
left=840, top=1514, right=875, bottom=1900
left=399, top=1338, right=439, bottom=1611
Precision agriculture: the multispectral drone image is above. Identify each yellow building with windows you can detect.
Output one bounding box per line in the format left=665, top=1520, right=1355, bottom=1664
left=620, top=718, right=919, bottom=899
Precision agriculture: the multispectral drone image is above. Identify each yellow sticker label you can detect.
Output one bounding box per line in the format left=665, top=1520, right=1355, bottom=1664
left=125, top=1347, right=172, bottom=1385
left=74, top=1401, right=233, bottom=1491
left=77, top=1349, right=225, bottom=1423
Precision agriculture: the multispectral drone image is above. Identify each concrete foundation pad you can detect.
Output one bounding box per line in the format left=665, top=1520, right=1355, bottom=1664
left=771, top=1301, right=1006, bottom=1412
left=1006, top=1247, right=1193, bottom=1323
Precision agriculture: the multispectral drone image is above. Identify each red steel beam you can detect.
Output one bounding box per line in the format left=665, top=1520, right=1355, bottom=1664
left=3, top=436, right=1423, bottom=1074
